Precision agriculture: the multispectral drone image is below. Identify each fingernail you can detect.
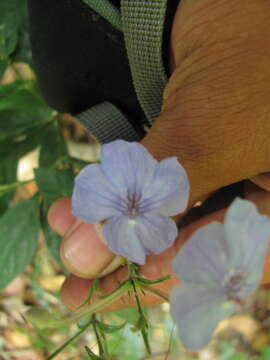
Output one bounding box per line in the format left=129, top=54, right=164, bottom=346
left=61, top=222, right=115, bottom=278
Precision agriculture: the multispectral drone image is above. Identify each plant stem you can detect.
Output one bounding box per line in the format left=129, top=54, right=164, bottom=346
left=46, top=282, right=130, bottom=328
left=130, top=279, right=151, bottom=355
left=141, top=285, right=169, bottom=302
left=46, top=318, right=92, bottom=360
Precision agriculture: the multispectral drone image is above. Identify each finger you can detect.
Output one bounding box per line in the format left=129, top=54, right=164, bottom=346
left=48, top=197, right=77, bottom=236
left=48, top=196, right=117, bottom=278
left=250, top=173, right=270, bottom=193
left=60, top=221, right=117, bottom=279
left=61, top=208, right=226, bottom=312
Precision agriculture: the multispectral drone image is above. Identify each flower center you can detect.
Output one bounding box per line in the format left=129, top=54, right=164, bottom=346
left=225, top=271, right=248, bottom=301
left=126, top=191, right=141, bottom=218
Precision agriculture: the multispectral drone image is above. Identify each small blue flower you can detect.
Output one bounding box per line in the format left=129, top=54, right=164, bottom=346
left=170, top=198, right=270, bottom=350
left=72, top=140, right=189, bottom=265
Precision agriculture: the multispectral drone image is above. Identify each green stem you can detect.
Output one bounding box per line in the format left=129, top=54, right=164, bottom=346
left=46, top=318, right=92, bottom=360
left=131, top=279, right=151, bottom=355
left=92, top=315, right=108, bottom=359
left=0, top=179, right=34, bottom=196
left=48, top=282, right=130, bottom=328
left=141, top=285, right=169, bottom=302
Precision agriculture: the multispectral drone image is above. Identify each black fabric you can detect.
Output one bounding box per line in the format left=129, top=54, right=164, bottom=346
left=27, top=0, right=179, bottom=131
left=27, top=0, right=145, bottom=137
left=163, top=0, right=180, bottom=76
left=110, top=0, right=120, bottom=8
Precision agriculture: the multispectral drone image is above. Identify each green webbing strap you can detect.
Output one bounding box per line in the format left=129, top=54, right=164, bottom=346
left=121, top=0, right=168, bottom=125
left=76, top=101, right=141, bottom=143
left=82, top=0, right=122, bottom=31
left=76, top=0, right=168, bottom=143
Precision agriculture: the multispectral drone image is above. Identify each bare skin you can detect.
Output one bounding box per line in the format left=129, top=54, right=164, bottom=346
left=48, top=0, right=270, bottom=311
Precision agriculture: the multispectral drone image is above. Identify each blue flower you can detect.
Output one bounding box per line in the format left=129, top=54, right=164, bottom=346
left=72, top=140, right=189, bottom=265
left=170, top=198, right=270, bottom=350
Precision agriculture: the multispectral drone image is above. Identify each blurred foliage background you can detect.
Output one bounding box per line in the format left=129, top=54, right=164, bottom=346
left=1, top=0, right=270, bottom=359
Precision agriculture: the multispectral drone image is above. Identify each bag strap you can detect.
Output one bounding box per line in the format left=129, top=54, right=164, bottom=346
left=121, top=0, right=168, bottom=125
left=75, top=101, right=141, bottom=143
left=82, top=0, right=122, bottom=31
left=75, top=0, right=168, bottom=143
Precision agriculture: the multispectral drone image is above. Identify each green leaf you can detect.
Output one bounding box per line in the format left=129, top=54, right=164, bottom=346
left=39, top=119, right=68, bottom=168
left=35, top=168, right=75, bottom=204
left=39, top=200, right=67, bottom=273
left=0, top=79, right=27, bottom=97
left=0, top=135, right=39, bottom=215
left=10, top=4, right=32, bottom=65
left=0, top=197, right=39, bottom=289
left=36, top=168, right=74, bottom=269
left=0, top=82, right=53, bottom=139
left=0, top=59, right=8, bottom=78
left=0, top=0, right=28, bottom=57
left=0, top=133, right=40, bottom=213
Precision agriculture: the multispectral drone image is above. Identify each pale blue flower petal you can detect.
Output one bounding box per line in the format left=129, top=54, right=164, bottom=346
left=103, top=215, right=148, bottom=265
left=224, top=198, right=270, bottom=276
left=140, top=157, right=189, bottom=216
left=170, top=283, right=237, bottom=350
left=100, top=140, right=157, bottom=197
left=72, top=164, right=123, bottom=223
left=173, top=222, right=228, bottom=285
left=135, top=213, right=178, bottom=254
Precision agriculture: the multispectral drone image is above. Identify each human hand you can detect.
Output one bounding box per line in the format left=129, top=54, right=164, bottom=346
left=49, top=0, right=270, bottom=311
left=48, top=183, right=270, bottom=312
left=142, top=0, right=270, bottom=207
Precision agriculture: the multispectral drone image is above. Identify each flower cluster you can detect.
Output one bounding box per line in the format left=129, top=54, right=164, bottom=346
left=72, top=140, right=189, bottom=265
left=170, top=198, right=270, bottom=349
left=72, top=140, right=270, bottom=351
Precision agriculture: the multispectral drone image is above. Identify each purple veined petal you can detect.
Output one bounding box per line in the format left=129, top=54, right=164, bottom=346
left=72, top=164, right=123, bottom=223
left=134, top=213, right=178, bottom=254
left=139, top=157, right=189, bottom=216
left=224, top=198, right=270, bottom=276
left=103, top=214, right=148, bottom=265
left=173, top=222, right=228, bottom=285
left=170, top=283, right=237, bottom=350
left=100, top=140, right=157, bottom=198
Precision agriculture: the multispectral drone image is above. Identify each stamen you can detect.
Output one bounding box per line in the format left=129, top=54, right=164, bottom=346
left=225, top=270, right=248, bottom=300
left=125, top=191, right=142, bottom=218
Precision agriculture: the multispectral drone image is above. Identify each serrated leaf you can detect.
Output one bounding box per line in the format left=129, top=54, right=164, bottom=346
left=0, top=197, right=39, bottom=289
left=35, top=168, right=75, bottom=204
